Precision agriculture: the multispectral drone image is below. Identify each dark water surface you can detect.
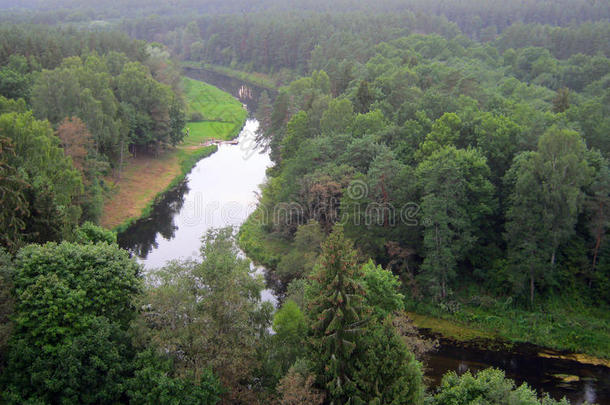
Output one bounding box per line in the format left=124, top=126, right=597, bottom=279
left=118, top=68, right=609, bottom=404
left=423, top=335, right=610, bottom=404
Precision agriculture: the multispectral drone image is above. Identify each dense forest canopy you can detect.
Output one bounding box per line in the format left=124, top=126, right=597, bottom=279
left=0, top=25, right=186, bottom=248
left=0, top=0, right=608, bottom=404
left=224, top=14, right=610, bottom=311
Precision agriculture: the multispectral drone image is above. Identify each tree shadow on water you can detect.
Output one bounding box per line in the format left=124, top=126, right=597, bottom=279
left=117, top=181, right=189, bottom=259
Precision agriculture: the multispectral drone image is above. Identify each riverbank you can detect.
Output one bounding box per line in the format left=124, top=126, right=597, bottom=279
left=101, top=77, right=247, bottom=230
left=181, top=61, right=279, bottom=90
left=405, top=300, right=610, bottom=361
left=409, top=310, right=610, bottom=369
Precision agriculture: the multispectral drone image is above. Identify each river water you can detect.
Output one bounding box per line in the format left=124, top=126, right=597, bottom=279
left=118, top=68, right=609, bottom=405
left=117, top=118, right=277, bottom=304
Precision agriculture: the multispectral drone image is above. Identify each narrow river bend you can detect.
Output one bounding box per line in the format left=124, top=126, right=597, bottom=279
left=118, top=69, right=609, bottom=405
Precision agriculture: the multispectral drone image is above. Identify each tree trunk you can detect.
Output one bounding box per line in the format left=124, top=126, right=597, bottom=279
left=530, top=266, right=535, bottom=308
left=435, top=224, right=445, bottom=299
left=592, top=207, right=603, bottom=271
left=118, top=137, right=124, bottom=180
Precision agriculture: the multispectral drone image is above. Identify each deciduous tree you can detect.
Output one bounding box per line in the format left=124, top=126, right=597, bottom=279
left=505, top=128, right=590, bottom=305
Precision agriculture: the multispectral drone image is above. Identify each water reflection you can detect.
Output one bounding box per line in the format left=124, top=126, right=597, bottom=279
left=117, top=180, right=188, bottom=258
left=584, top=381, right=597, bottom=404
left=118, top=119, right=271, bottom=268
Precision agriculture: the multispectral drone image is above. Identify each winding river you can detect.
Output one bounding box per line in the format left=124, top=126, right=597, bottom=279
left=118, top=68, right=609, bottom=405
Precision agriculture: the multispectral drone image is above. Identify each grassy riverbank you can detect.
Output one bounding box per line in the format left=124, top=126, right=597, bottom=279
left=405, top=299, right=610, bottom=361
left=181, top=61, right=278, bottom=90
left=101, top=77, right=247, bottom=230
left=238, top=206, right=291, bottom=268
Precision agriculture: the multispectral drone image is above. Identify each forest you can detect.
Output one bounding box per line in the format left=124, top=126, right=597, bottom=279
left=0, top=25, right=186, bottom=246
left=0, top=0, right=608, bottom=404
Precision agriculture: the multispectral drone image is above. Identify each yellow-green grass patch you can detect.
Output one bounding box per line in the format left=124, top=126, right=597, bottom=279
left=406, top=312, right=498, bottom=342
left=183, top=76, right=247, bottom=125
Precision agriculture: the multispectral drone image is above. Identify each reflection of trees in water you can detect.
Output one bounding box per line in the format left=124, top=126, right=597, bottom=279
left=117, top=181, right=189, bottom=258
left=423, top=336, right=609, bottom=404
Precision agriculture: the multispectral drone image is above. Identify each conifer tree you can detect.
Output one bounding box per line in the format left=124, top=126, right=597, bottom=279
left=306, top=227, right=424, bottom=405
left=306, top=226, right=368, bottom=404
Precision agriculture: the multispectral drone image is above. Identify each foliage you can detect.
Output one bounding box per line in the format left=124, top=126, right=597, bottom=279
left=276, top=361, right=325, bottom=405
left=276, top=219, right=326, bottom=283
left=306, top=227, right=424, bottom=404
left=271, top=300, right=307, bottom=379
left=138, top=228, right=271, bottom=403
left=56, top=116, right=104, bottom=222
left=0, top=3, right=608, bottom=402
left=0, top=136, right=27, bottom=250
left=127, top=350, right=222, bottom=405
left=361, top=260, right=405, bottom=319
left=306, top=226, right=369, bottom=403
left=32, top=53, right=185, bottom=163
left=231, top=11, right=610, bottom=360
left=505, top=128, right=590, bottom=305
left=417, top=146, right=495, bottom=299
left=429, top=368, right=572, bottom=405
left=1, top=241, right=141, bottom=403
left=0, top=248, right=14, bottom=372
left=74, top=222, right=117, bottom=244
left=0, top=112, right=83, bottom=248
left=353, top=319, right=424, bottom=405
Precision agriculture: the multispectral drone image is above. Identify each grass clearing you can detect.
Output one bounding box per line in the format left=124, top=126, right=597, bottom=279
left=101, top=77, right=246, bottom=229
left=186, top=121, right=237, bottom=143
left=406, top=311, right=498, bottom=342
left=182, top=61, right=278, bottom=90
left=183, top=76, right=248, bottom=127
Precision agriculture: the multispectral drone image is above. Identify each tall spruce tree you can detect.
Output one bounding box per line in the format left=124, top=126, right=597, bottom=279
left=306, top=226, right=368, bottom=404
left=306, top=227, right=424, bottom=404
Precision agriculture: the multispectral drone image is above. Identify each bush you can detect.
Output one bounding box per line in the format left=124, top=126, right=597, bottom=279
left=429, top=368, right=573, bottom=405
left=190, top=111, right=204, bottom=122
left=74, top=222, right=117, bottom=244
left=2, top=242, right=141, bottom=403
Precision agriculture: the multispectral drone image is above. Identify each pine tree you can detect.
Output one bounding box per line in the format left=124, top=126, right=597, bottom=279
left=306, top=226, right=368, bottom=404
left=306, top=227, right=425, bottom=405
